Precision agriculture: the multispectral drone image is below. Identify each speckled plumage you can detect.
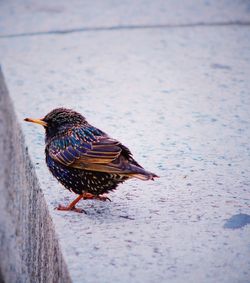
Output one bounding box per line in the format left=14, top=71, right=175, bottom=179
left=25, top=108, right=158, bottom=211
left=46, top=151, right=128, bottom=195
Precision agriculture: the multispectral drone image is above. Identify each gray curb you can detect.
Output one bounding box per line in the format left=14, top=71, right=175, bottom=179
left=0, top=69, right=72, bottom=283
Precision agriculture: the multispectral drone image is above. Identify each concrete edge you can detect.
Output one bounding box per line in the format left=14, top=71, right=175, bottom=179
left=0, top=67, right=72, bottom=283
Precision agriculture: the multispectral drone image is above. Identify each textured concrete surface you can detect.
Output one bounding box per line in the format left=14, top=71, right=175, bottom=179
left=0, top=70, right=72, bottom=283
left=0, top=1, right=250, bottom=283
left=1, top=0, right=250, bottom=37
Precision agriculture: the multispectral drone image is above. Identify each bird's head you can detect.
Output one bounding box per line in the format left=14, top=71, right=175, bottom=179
left=24, top=108, right=86, bottom=139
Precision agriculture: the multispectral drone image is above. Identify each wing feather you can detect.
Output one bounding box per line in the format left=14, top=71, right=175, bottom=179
left=47, top=125, right=154, bottom=179
left=48, top=126, right=122, bottom=167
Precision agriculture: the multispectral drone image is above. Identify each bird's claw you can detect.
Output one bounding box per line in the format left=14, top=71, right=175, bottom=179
left=96, top=195, right=111, bottom=202
left=82, top=193, right=111, bottom=202
left=55, top=204, right=86, bottom=214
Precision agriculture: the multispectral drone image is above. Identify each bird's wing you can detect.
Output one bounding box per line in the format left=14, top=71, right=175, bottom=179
left=47, top=126, right=142, bottom=175
left=48, top=126, right=121, bottom=164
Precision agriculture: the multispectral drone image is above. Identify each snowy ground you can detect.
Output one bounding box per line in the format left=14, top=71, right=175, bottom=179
left=0, top=1, right=250, bottom=282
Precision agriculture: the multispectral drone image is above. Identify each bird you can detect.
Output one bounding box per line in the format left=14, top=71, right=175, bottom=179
left=24, top=108, right=158, bottom=213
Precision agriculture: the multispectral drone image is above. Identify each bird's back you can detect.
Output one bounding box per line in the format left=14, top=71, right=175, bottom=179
left=45, top=123, right=157, bottom=194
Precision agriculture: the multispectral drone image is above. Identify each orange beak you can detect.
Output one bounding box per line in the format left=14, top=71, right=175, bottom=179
left=24, top=118, right=48, bottom=127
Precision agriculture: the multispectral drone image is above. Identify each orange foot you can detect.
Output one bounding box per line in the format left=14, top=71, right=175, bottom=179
left=55, top=193, right=111, bottom=213
left=82, top=192, right=111, bottom=202
left=56, top=204, right=86, bottom=214
left=55, top=194, right=86, bottom=213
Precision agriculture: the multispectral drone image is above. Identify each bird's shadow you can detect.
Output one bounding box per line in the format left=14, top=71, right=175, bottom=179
left=85, top=204, right=135, bottom=221
left=53, top=199, right=136, bottom=224
left=224, top=213, right=250, bottom=229
left=89, top=196, right=138, bottom=220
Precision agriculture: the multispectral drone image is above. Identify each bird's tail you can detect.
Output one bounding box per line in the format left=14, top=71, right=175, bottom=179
left=132, top=171, right=159, bottom=181
left=124, top=159, right=159, bottom=180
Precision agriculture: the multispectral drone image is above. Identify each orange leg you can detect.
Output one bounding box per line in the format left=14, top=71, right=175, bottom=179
left=56, top=194, right=86, bottom=213
left=56, top=192, right=111, bottom=213
left=82, top=192, right=111, bottom=202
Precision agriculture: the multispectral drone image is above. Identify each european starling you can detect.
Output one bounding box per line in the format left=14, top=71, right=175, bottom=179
left=24, top=108, right=158, bottom=213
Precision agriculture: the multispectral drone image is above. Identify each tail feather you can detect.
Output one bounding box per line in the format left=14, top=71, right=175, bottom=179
left=130, top=170, right=159, bottom=181
left=125, top=160, right=159, bottom=180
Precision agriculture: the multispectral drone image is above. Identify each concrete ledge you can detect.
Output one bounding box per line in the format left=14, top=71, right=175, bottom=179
left=1, top=1, right=250, bottom=37
left=0, top=69, right=71, bottom=283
